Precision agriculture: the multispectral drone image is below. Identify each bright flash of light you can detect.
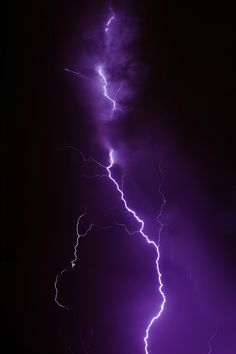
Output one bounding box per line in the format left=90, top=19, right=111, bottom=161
left=61, top=7, right=167, bottom=354
left=106, top=150, right=166, bottom=354
left=97, top=65, right=117, bottom=118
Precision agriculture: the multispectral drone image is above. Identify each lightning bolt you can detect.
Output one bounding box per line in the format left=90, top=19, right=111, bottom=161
left=64, top=66, right=122, bottom=119
left=97, top=65, right=121, bottom=118
left=55, top=148, right=166, bottom=352
left=54, top=268, right=68, bottom=309
left=114, top=218, right=140, bottom=236
left=105, top=6, right=115, bottom=32
left=106, top=150, right=166, bottom=354
left=71, top=212, right=93, bottom=268
left=102, top=9, right=166, bottom=352
left=58, top=7, right=167, bottom=354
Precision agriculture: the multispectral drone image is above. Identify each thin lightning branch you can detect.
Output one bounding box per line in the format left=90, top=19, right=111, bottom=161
left=54, top=211, right=93, bottom=309
left=54, top=269, right=69, bottom=309
left=63, top=145, right=107, bottom=169
left=96, top=8, right=166, bottom=351
left=105, top=7, right=115, bottom=32
left=55, top=147, right=166, bottom=351
left=64, top=68, right=122, bottom=115
left=62, top=7, right=166, bottom=353
left=97, top=65, right=117, bottom=118
left=97, top=6, right=122, bottom=118
left=71, top=212, right=93, bottom=268
left=106, top=150, right=166, bottom=354
left=208, top=327, right=218, bottom=354
left=65, top=9, right=121, bottom=120
left=65, top=68, right=91, bottom=81
left=114, top=219, right=140, bottom=236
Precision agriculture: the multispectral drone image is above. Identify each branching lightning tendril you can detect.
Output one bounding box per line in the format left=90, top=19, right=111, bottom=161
left=106, top=150, right=166, bottom=354
left=55, top=7, right=167, bottom=354
left=97, top=65, right=122, bottom=118
left=54, top=211, right=93, bottom=309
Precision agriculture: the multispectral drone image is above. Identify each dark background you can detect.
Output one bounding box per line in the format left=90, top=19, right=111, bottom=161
left=2, top=0, right=236, bottom=353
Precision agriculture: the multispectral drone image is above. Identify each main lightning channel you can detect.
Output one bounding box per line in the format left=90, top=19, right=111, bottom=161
left=106, top=150, right=166, bottom=354
left=61, top=7, right=166, bottom=352
left=98, top=8, right=166, bottom=352
left=97, top=65, right=117, bottom=118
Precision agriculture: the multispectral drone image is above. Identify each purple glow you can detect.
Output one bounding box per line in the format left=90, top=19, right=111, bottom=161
left=54, top=147, right=167, bottom=353
left=106, top=150, right=166, bottom=354
left=11, top=0, right=236, bottom=353
left=101, top=10, right=166, bottom=350
left=58, top=6, right=167, bottom=354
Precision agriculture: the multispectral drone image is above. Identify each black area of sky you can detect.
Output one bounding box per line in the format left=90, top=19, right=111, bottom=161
left=2, top=1, right=236, bottom=353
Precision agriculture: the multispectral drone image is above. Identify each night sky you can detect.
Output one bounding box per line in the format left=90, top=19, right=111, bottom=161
left=3, top=1, right=236, bottom=353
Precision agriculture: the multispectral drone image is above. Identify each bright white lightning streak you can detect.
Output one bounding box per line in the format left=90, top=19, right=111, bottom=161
left=64, top=66, right=122, bottom=118
left=208, top=327, right=218, bottom=354
left=54, top=211, right=93, bottom=309
left=55, top=146, right=166, bottom=351
left=106, top=150, right=166, bottom=354
left=105, top=7, right=115, bottom=32
left=101, top=9, right=166, bottom=349
left=97, top=65, right=117, bottom=118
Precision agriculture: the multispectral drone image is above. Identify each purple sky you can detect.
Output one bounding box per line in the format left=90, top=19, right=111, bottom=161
left=4, top=1, right=236, bottom=354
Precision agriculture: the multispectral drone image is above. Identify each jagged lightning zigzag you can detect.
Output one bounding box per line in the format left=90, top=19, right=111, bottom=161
left=106, top=150, right=166, bottom=354
left=55, top=6, right=166, bottom=354
left=101, top=8, right=166, bottom=353
left=54, top=208, right=114, bottom=309
left=54, top=211, right=93, bottom=309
